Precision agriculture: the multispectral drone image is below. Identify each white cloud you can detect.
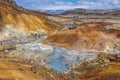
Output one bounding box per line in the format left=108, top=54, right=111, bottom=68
left=15, top=0, right=120, bottom=10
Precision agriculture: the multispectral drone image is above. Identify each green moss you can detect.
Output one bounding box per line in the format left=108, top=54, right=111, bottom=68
left=40, top=69, right=50, bottom=73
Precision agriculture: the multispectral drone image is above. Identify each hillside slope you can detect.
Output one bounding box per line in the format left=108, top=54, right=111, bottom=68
left=0, top=0, right=62, bottom=34
left=46, top=22, right=120, bottom=52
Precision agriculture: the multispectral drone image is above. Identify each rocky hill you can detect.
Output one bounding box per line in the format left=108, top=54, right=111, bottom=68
left=62, top=8, right=120, bottom=18
left=0, top=0, right=62, bottom=35
left=46, top=22, right=120, bottom=52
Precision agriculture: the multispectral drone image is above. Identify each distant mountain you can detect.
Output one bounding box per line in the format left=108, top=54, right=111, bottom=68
left=40, top=10, right=65, bottom=14
left=62, top=8, right=120, bottom=17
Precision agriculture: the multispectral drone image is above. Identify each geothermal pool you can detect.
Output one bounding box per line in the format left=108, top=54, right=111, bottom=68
left=15, top=43, right=97, bottom=72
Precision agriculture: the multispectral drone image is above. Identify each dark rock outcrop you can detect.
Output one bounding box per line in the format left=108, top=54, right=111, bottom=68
left=0, top=0, right=17, bottom=6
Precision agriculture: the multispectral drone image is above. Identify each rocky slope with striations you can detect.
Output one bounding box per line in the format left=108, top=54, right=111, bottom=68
left=0, top=0, right=62, bottom=39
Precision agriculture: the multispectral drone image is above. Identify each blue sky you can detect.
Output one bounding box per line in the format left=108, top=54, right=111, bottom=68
left=15, top=0, right=120, bottom=10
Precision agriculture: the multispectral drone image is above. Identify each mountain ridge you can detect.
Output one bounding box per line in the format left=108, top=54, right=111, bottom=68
left=61, top=8, right=120, bottom=17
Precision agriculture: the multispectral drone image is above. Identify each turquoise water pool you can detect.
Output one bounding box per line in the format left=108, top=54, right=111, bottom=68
left=47, top=56, right=69, bottom=72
